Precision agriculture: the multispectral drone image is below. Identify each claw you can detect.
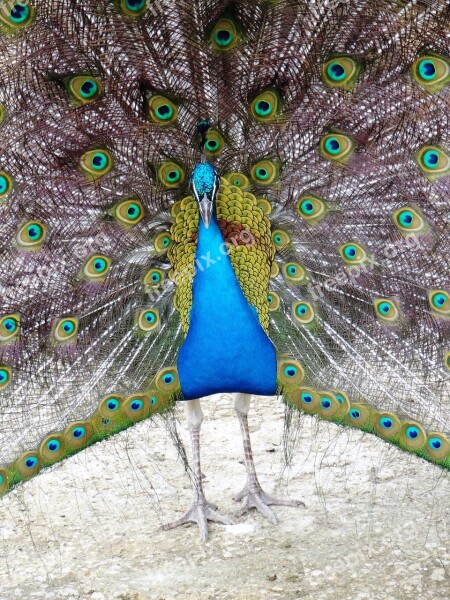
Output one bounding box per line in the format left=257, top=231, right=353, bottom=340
left=234, top=484, right=305, bottom=524
left=161, top=500, right=235, bottom=541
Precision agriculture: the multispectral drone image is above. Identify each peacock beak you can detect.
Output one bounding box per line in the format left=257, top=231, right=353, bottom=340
left=198, top=193, right=214, bottom=229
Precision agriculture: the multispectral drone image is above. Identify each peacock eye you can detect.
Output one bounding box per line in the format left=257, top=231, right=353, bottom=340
left=282, top=262, right=308, bottom=284
left=54, top=317, right=78, bottom=343
left=120, top=0, right=147, bottom=16
left=122, top=394, right=151, bottom=420
left=17, top=220, right=46, bottom=250
left=80, top=148, right=113, bottom=179
left=374, top=298, right=401, bottom=324
left=392, top=206, right=426, bottom=235
left=148, top=95, right=178, bottom=125
left=223, top=172, right=249, bottom=189
left=143, top=268, right=165, bottom=289
left=296, top=193, right=327, bottom=224
left=267, top=291, right=280, bottom=311
left=323, top=56, right=361, bottom=88
left=113, top=198, right=145, bottom=226
left=154, top=232, right=173, bottom=253
left=320, top=133, right=355, bottom=164
left=250, top=160, right=277, bottom=185
left=137, top=309, right=160, bottom=332
left=0, top=2, right=35, bottom=30
left=158, top=162, right=185, bottom=188
left=18, top=454, right=40, bottom=478
left=256, top=197, right=272, bottom=215
left=417, top=145, right=450, bottom=179
left=82, top=254, right=112, bottom=281
left=425, top=433, right=450, bottom=461
left=67, top=75, right=103, bottom=105
left=272, top=229, right=291, bottom=250
left=155, top=367, right=180, bottom=392
left=250, top=90, right=280, bottom=123
left=428, top=290, right=449, bottom=316
left=339, top=242, right=368, bottom=266
left=204, top=130, right=225, bottom=156
left=277, top=358, right=305, bottom=387
left=210, top=19, right=238, bottom=51
left=0, top=366, right=11, bottom=390
left=0, top=314, right=20, bottom=342
left=292, top=301, right=315, bottom=324
left=446, top=351, right=450, bottom=371
left=0, top=171, right=13, bottom=198
left=412, top=54, right=450, bottom=93
left=64, top=422, right=93, bottom=448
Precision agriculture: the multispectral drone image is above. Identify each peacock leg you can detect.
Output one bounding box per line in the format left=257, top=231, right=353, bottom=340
left=161, top=399, right=235, bottom=541
left=233, top=393, right=305, bottom=524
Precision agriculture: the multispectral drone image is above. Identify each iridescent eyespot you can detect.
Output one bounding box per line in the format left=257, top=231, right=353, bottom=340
left=339, top=242, right=368, bottom=266
left=204, top=130, right=225, bottom=156
left=112, top=198, right=144, bottom=227
left=256, top=198, right=272, bottom=215
left=148, top=95, right=178, bottom=125
left=0, top=468, right=9, bottom=494
left=39, top=435, right=65, bottom=462
left=155, top=367, right=180, bottom=392
left=428, top=290, right=449, bottom=316
left=210, top=18, right=238, bottom=51
left=67, top=75, right=103, bottom=105
left=143, top=269, right=165, bottom=291
left=158, top=162, right=185, bottom=189
left=16, top=220, right=46, bottom=250
left=120, top=0, right=147, bottom=16
left=0, top=2, right=36, bottom=30
left=295, top=193, right=327, bottom=224
left=98, top=394, right=124, bottom=421
left=0, top=314, right=20, bottom=343
left=53, top=317, right=78, bottom=343
left=0, top=171, right=13, bottom=199
left=80, top=148, right=113, bottom=179
left=350, top=409, right=361, bottom=419
left=375, top=412, right=401, bottom=438
left=291, top=387, right=320, bottom=413
left=267, top=291, right=280, bottom=311
left=154, top=232, right=173, bottom=253
left=272, top=229, right=291, bottom=250
left=250, top=90, right=280, bottom=123
left=250, top=160, right=278, bottom=185
left=417, top=145, right=450, bottom=179
left=401, top=423, right=426, bottom=450
left=373, top=298, right=401, bottom=324
left=426, top=434, right=449, bottom=460
left=412, top=54, right=450, bottom=93
left=319, top=133, right=356, bottom=164
left=82, top=254, right=112, bottom=282
left=64, top=422, right=92, bottom=448
left=277, top=358, right=305, bottom=387
left=17, top=453, right=40, bottom=478
left=122, top=394, right=151, bottom=420
left=392, top=206, right=427, bottom=235
left=137, top=309, right=160, bottom=333
left=0, top=366, right=11, bottom=390
left=270, top=262, right=280, bottom=278
left=346, top=404, right=371, bottom=426
left=223, top=173, right=249, bottom=189
left=292, top=301, right=315, bottom=325
left=322, top=56, right=361, bottom=88
left=282, top=262, right=307, bottom=285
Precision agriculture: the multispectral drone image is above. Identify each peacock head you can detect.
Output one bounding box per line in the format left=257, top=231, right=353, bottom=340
left=191, top=162, right=220, bottom=229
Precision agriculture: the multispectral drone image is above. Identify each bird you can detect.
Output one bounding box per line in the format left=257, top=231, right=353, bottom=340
left=0, top=0, right=449, bottom=542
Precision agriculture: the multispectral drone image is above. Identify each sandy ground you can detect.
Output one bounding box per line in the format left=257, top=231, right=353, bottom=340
left=0, top=394, right=449, bottom=600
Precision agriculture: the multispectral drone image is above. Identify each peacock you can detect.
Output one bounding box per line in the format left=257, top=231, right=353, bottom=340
left=0, top=0, right=449, bottom=543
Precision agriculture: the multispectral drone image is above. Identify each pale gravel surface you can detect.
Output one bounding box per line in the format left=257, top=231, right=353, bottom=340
left=0, top=394, right=449, bottom=600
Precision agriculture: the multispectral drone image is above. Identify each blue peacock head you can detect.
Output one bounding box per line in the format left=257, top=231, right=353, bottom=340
left=191, top=162, right=220, bottom=229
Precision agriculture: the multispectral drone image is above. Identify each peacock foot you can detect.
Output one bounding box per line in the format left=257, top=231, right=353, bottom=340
left=161, top=498, right=236, bottom=541
left=233, top=483, right=306, bottom=525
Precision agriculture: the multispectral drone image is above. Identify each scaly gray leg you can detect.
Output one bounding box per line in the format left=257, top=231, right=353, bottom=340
left=161, top=399, right=234, bottom=541
left=233, top=393, right=305, bottom=524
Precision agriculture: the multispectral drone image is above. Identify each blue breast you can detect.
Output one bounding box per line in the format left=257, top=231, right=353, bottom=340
left=177, top=217, right=277, bottom=400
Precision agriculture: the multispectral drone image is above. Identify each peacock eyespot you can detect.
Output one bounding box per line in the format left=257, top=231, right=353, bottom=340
left=381, top=418, right=392, bottom=429
left=47, top=440, right=61, bottom=452
left=374, top=298, right=401, bottom=324
left=0, top=2, right=36, bottom=29
left=17, top=220, right=47, bottom=250
left=0, top=172, right=13, bottom=198
left=278, top=359, right=305, bottom=386
left=429, top=290, right=449, bottom=316
left=267, top=291, right=280, bottom=311
left=82, top=254, right=112, bottom=282
left=250, top=160, right=277, bottom=185
left=223, top=173, right=249, bottom=189
left=155, top=367, right=180, bottom=392
left=339, top=242, right=368, bottom=266
left=210, top=19, right=238, bottom=51
left=148, top=95, right=178, bottom=125
left=375, top=412, right=401, bottom=438
left=292, top=301, right=315, bottom=324
left=68, top=75, right=103, bottom=105
left=25, top=457, right=38, bottom=469
left=204, top=130, right=225, bottom=156
left=0, top=366, right=11, bottom=389
left=393, top=207, right=426, bottom=235
left=350, top=409, right=361, bottom=419
left=113, top=198, right=145, bottom=227
left=412, top=54, right=450, bottom=93
left=154, top=232, right=173, bottom=253
left=323, top=56, right=360, bottom=88
left=80, top=149, right=113, bottom=179
left=120, top=0, right=147, bottom=16
left=107, top=399, right=120, bottom=411
left=143, top=268, right=165, bottom=290
left=138, top=309, right=160, bottom=332
left=0, top=314, right=20, bottom=343
left=320, top=133, right=355, bottom=164
left=296, top=193, right=327, bottom=224
left=321, top=398, right=332, bottom=409
left=250, top=90, right=280, bottom=123
left=425, top=433, right=449, bottom=460
left=54, top=318, right=78, bottom=343
left=158, top=162, right=185, bottom=188
left=417, top=145, right=450, bottom=179
left=272, top=229, right=291, bottom=250
left=406, top=426, right=419, bottom=440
